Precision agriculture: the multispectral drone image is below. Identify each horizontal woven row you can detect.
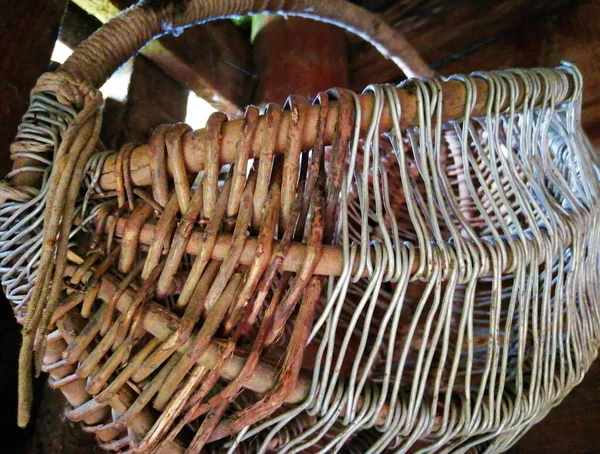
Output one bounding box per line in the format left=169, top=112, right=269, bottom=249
left=1, top=65, right=599, bottom=453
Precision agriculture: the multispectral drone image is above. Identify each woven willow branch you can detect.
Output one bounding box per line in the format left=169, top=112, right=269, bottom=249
left=0, top=0, right=598, bottom=453
left=1, top=61, right=599, bottom=453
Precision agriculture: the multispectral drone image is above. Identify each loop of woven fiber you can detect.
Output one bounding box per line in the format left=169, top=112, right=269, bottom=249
left=11, top=70, right=104, bottom=428
left=0, top=181, right=36, bottom=204
left=33, top=71, right=100, bottom=109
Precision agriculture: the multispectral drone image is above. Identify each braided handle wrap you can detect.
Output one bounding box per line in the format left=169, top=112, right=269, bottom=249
left=61, top=0, right=432, bottom=88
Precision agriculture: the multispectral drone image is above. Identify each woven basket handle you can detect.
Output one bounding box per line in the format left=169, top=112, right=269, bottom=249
left=61, top=0, right=432, bottom=88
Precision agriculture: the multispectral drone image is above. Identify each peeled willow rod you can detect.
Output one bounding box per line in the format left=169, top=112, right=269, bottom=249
left=62, top=264, right=413, bottom=429
left=105, top=209, right=576, bottom=280
left=97, top=75, right=573, bottom=191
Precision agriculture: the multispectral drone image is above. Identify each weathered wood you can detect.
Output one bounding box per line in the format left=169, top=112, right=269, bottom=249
left=0, top=0, right=68, bottom=178
left=73, top=0, right=252, bottom=115
left=100, top=98, right=127, bottom=150
left=252, top=16, right=349, bottom=105
left=348, top=0, right=570, bottom=90
left=432, top=26, right=543, bottom=76
left=538, top=1, right=600, bottom=146
left=59, top=2, right=101, bottom=50
left=348, top=0, right=395, bottom=13
left=123, top=56, right=188, bottom=143
left=72, top=0, right=118, bottom=23
left=140, top=22, right=251, bottom=116
left=431, top=0, right=600, bottom=147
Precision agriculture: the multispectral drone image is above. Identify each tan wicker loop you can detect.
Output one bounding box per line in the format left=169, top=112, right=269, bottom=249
left=148, top=124, right=172, bottom=208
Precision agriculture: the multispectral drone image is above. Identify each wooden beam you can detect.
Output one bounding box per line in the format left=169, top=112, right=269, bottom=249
left=412, top=0, right=600, bottom=147
left=72, top=0, right=252, bottom=115
left=58, top=2, right=101, bottom=50
left=72, top=0, right=117, bottom=23
left=348, top=0, right=570, bottom=90
left=123, top=56, right=188, bottom=143
left=100, top=98, right=127, bottom=150
left=0, top=0, right=68, bottom=178
left=348, top=0, right=395, bottom=13
left=252, top=15, right=349, bottom=105
left=538, top=1, right=600, bottom=146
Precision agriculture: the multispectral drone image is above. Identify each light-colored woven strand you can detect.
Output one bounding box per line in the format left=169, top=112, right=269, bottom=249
left=1, top=62, right=598, bottom=453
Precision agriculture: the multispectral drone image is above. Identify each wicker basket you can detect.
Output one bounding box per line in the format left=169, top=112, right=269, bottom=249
left=1, top=1, right=599, bottom=453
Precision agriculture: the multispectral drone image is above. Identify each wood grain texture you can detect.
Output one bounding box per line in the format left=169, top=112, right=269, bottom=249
left=0, top=0, right=68, bottom=178
left=539, top=1, right=600, bottom=146
left=252, top=16, right=349, bottom=105
left=140, top=21, right=251, bottom=116
left=432, top=0, right=600, bottom=146
left=59, top=2, right=101, bottom=50
left=123, top=56, right=188, bottom=143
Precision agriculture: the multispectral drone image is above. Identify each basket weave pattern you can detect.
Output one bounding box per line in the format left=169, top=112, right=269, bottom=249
left=1, top=1, right=599, bottom=453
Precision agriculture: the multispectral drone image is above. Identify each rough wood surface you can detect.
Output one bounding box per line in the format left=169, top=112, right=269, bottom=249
left=349, top=0, right=599, bottom=147
left=59, top=2, right=101, bottom=50
left=123, top=56, right=188, bottom=143
left=539, top=1, right=600, bottom=146
left=74, top=0, right=252, bottom=115
left=140, top=21, right=251, bottom=116
left=428, top=1, right=600, bottom=146
left=100, top=98, right=127, bottom=150
left=252, top=16, right=349, bottom=105
left=0, top=0, right=68, bottom=178
left=348, top=0, right=570, bottom=89
left=72, top=0, right=118, bottom=23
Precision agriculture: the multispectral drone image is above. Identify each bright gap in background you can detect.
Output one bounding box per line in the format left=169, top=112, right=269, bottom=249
left=51, top=40, right=73, bottom=65
left=51, top=40, right=216, bottom=128
left=186, top=93, right=217, bottom=130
